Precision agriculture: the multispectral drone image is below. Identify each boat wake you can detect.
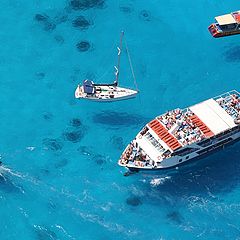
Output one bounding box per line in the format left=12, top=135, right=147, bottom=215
left=150, top=176, right=171, bottom=187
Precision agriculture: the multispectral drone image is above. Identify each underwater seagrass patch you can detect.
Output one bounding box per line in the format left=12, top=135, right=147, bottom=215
left=110, top=136, right=125, bottom=150
left=92, top=154, right=107, bottom=165
left=42, top=112, right=53, bottom=121
left=54, top=35, right=64, bottom=44
left=77, top=146, right=94, bottom=156
left=166, top=211, right=184, bottom=224
left=126, top=196, right=142, bottom=207
left=72, top=16, right=93, bottom=30
left=224, top=46, right=240, bottom=62
left=139, top=10, right=151, bottom=21
left=69, top=118, right=82, bottom=127
left=42, top=138, right=63, bottom=151
left=62, top=128, right=85, bottom=143
left=76, top=41, right=92, bottom=52
left=69, top=0, right=105, bottom=10
left=54, top=158, right=68, bottom=168
left=119, top=4, right=134, bottom=14
left=34, top=13, right=56, bottom=31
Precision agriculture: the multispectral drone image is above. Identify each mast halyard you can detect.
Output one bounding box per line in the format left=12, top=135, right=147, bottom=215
left=114, top=31, right=124, bottom=85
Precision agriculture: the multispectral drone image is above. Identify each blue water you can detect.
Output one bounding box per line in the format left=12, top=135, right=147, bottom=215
left=1, top=0, right=240, bottom=239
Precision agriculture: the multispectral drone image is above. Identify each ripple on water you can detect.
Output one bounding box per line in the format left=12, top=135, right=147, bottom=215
left=34, top=225, right=57, bottom=240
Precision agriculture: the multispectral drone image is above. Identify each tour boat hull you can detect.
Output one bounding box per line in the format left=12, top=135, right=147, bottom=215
left=120, top=133, right=240, bottom=173
left=208, top=24, right=240, bottom=38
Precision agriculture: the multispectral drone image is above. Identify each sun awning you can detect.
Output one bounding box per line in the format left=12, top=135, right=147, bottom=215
left=215, top=14, right=236, bottom=25
left=83, top=80, right=95, bottom=94
left=189, top=98, right=236, bottom=135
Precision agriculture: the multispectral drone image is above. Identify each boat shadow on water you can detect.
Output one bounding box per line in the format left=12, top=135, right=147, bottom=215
left=92, top=110, right=149, bottom=129
left=137, top=142, right=240, bottom=198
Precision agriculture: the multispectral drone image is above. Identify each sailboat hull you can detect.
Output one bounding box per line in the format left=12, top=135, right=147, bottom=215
left=75, top=85, right=138, bottom=102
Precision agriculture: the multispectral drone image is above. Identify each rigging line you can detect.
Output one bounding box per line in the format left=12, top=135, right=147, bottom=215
left=124, top=38, right=139, bottom=92
left=95, top=39, right=117, bottom=82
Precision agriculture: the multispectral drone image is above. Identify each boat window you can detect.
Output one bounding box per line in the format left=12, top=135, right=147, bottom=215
left=179, top=159, right=182, bottom=163
left=173, top=147, right=197, bottom=156
left=197, top=146, right=213, bottom=155
left=197, top=139, right=212, bottom=147
left=221, top=23, right=236, bottom=30
left=214, top=138, right=232, bottom=148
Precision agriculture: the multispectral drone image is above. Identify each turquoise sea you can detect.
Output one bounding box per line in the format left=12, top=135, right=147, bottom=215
left=1, top=0, right=240, bottom=239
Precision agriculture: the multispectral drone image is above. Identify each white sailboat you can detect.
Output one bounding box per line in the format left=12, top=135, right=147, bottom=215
left=74, top=32, right=139, bottom=102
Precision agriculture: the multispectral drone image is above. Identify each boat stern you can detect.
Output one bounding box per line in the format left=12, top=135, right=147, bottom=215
left=75, top=85, right=83, bottom=99
left=208, top=23, right=222, bottom=38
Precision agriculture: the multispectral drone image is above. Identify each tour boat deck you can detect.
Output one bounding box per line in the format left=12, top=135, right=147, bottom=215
left=119, top=90, right=240, bottom=166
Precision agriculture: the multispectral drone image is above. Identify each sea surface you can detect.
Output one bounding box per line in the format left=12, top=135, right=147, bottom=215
left=1, top=0, right=240, bottom=239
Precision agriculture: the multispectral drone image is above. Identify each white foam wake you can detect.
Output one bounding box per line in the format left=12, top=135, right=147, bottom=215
left=150, top=176, right=171, bottom=187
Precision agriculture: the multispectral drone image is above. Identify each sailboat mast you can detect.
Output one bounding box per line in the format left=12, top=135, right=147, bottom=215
left=115, top=31, right=124, bottom=85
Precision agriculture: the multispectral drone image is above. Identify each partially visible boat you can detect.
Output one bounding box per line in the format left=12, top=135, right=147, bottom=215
left=75, top=31, right=139, bottom=102
left=209, top=11, right=240, bottom=38
left=118, top=90, right=240, bottom=172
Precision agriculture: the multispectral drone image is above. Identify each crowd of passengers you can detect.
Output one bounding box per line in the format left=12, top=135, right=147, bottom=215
left=120, top=140, right=154, bottom=167
left=158, top=109, right=204, bottom=145
left=216, top=94, right=240, bottom=119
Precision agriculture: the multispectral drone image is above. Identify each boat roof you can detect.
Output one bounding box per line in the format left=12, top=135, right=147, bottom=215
left=215, top=14, right=236, bottom=25
left=189, top=98, right=236, bottom=135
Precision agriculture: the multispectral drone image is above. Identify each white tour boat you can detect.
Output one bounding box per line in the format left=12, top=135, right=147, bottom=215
left=118, top=90, right=240, bottom=172
left=75, top=32, right=139, bottom=102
